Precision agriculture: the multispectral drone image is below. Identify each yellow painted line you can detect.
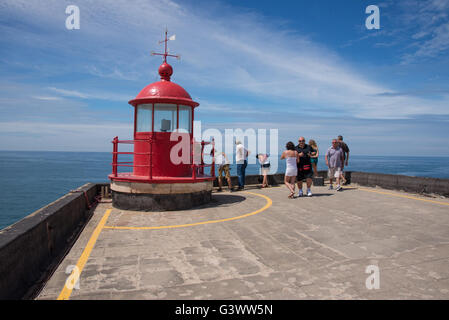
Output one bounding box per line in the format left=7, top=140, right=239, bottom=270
left=57, top=209, right=112, bottom=300
left=359, top=188, right=449, bottom=206
left=103, top=191, right=272, bottom=230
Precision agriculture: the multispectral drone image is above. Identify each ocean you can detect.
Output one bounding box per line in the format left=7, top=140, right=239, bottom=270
left=1, top=150, right=448, bottom=230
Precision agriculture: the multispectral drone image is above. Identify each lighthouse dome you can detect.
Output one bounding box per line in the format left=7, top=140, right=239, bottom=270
left=129, top=62, right=199, bottom=107
left=135, top=80, right=192, bottom=100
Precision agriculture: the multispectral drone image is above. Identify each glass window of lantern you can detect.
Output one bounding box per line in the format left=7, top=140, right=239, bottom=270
left=178, top=105, right=192, bottom=133
left=154, top=104, right=177, bottom=132
left=136, top=104, right=152, bottom=132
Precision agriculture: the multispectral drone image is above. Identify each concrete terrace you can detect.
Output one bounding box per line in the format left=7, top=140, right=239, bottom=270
left=37, top=184, right=449, bottom=300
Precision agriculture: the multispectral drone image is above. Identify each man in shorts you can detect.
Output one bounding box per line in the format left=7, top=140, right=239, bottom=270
left=295, top=137, right=314, bottom=197
left=325, top=139, right=345, bottom=191
left=215, top=152, right=233, bottom=192
left=337, top=135, right=350, bottom=185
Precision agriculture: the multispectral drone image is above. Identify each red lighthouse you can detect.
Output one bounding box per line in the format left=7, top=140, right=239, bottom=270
left=109, top=30, right=215, bottom=211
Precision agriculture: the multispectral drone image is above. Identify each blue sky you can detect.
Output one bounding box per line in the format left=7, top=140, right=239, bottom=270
left=0, top=0, right=448, bottom=155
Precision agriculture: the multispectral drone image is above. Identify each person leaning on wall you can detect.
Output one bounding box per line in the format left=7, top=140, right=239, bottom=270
left=257, top=153, right=271, bottom=188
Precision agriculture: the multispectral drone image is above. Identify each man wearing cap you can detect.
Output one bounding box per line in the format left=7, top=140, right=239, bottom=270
left=337, top=135, right=350, bottom=185
left=295, top=137, right=314, bottom=197
left=215, top=151, right=233, bottom=192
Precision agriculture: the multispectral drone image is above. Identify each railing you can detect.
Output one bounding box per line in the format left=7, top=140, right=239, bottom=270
left=192, top=140, right=215, bottom=179
left=111, top=136, right=215, bottom=181
left=111, top=137, right=151, bottom=177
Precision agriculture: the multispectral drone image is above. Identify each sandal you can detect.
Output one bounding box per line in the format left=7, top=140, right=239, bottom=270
left=288, top=192, right=294, bottom=199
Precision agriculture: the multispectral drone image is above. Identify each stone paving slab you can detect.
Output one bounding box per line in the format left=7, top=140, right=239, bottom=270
left=37, top=184, right=449, bottom=300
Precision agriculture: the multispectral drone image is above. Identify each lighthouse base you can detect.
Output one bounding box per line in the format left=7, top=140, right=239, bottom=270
left=110, top=180, right=213, bottom=211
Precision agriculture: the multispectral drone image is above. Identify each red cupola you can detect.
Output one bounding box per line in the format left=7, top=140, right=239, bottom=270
left=129, top=62, right=199, bottom=107
left=108, top=29, right=215, bottom=211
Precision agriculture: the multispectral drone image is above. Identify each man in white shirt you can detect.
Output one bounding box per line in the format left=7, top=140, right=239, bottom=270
left=235, top=140, right=249, bottom=190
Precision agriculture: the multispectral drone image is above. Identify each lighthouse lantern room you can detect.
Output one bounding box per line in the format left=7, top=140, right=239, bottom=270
left=109, top=30, right=215, bottom=211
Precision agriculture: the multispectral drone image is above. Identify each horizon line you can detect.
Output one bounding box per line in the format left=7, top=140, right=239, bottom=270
left=0, top=149, right=449, bottom=158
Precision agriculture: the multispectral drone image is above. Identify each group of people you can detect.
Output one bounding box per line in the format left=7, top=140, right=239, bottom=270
left=281, top=135, right=350, bottom=198
left=213, top=136, right=350, bottom=197
left=214, top=140, right=255, bottom=192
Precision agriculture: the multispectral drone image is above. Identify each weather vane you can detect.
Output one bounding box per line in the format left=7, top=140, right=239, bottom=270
left=151, top=28, right=181, bottom=63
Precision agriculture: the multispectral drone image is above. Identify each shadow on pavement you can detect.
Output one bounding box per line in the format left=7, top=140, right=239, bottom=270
left=201, top=193, right=247, bottom=208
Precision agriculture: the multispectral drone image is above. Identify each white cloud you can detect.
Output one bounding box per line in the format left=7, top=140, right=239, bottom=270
left=197, top=101, right=272, bottom=115
left=404, top=22, right=449, bottom=62
left=0, top=120, right=127, bottom=132
left=398, top=0, right=449, bottom=63
left=32, top=96, right=63, bottom=101
left=0, top=121, right=133, bottom=151
left=86, top=65, right=140, bottom=81
left=47, top=87, right=130, bottom=101
left=47, top=87, right=89, bottom=99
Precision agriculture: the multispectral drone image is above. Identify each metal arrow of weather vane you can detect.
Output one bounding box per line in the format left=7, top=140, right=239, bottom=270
left=151, top=29, right=181, bottom=63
